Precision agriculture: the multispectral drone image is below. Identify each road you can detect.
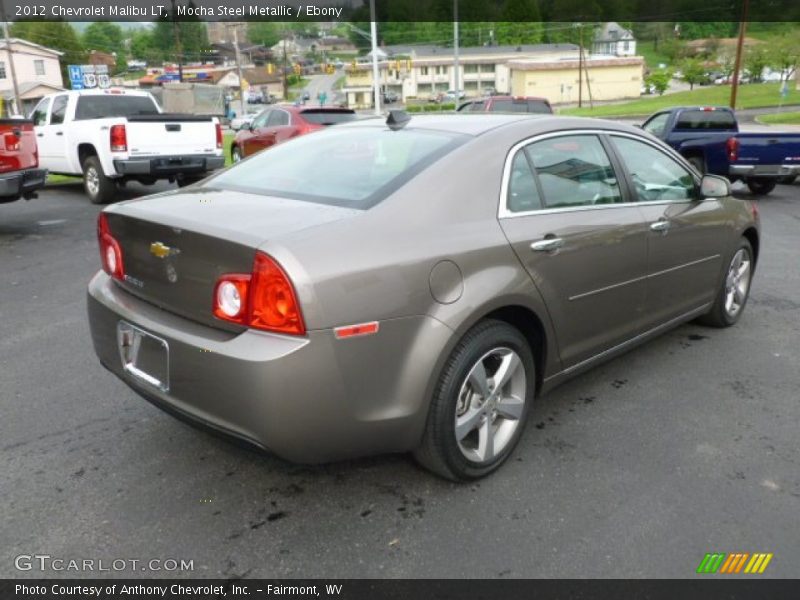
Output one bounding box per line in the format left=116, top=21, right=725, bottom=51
left=301, top=71, right=344, bottom=106
left=2, top=180, right=799, bottom=579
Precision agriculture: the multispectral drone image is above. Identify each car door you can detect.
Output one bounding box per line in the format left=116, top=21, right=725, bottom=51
left=30, top=97, right=52, bottom=170
left=266, top=108, right=293, bottom=146
left=498, top=132, right=650, bottom=369
left=607, top=133, right=729, bottom=324
left=242, top=109, right=271, bottom=157
left=36, top=94, right=70, bottom=173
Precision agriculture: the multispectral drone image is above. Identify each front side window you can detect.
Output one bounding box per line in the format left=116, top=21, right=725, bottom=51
left=31, top=97, right=50, bottom=126
left=268, top=110, right=290, bottom=127
left=642, top=112, right=669, bottom=137
left=611, top=136, right=696, bottom=203
left=50, top=95, right=68, bottom=125
left=525, top=135, right=622, bottom=208
left=251, top=110, right=270, bottom=129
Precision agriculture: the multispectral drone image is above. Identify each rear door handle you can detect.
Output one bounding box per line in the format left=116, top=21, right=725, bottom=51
left=36, top=133, right=44, bottom=137
left=530, top=238, right=564, bottom=252
left=650, top=220, right=671, bottom=233
left=56, top=131, right=63, bottom=136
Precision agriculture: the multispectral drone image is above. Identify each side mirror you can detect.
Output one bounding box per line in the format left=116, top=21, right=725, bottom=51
left=700, top=174, right=731, bottom=198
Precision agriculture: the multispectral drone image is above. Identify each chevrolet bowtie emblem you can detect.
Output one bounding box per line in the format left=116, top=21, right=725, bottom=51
left=150, top=241, right=179, bottom=259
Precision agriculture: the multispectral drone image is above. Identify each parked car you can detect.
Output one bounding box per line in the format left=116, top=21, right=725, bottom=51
left=31, top=89, right=224, bottom=203
left=457, top=96, right=553, bottom=114
left=445, top=90, right=467, bottom=101
left=641, top=106, right=800, bottom=195
left=230, top=110, right=262, bottom=131
left=231, top=105, right=356, bottom=162
left=0, top=117, right=47, bottom=204
left=383, top=90, right=400, bottom=104
left=246, top=90, right=265, bottom=104
left=88, top=113, right=759, bottom=480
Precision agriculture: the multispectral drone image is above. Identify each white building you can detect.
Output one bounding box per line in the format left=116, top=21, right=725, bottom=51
left=0, top=38, right=64, bottom=115
left=592, top=23, right=636, bottom=57
left=344, top=44, right=580, bottom=106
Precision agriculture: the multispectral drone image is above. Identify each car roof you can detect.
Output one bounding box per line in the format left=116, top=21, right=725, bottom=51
left=340, top=113, right=646, bottom=138
left=272, top=104, right=354, bottom=114
left=486, top=95, right=550, bottom=102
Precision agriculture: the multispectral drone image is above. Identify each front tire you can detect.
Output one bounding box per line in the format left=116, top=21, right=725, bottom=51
left=82, top=156, right=117, bottom=204
left=747, top=177, right=777, bottom=196
left=698, top=238, right=754, bottom=328
left=414, top=320, right=535, bottom=481
left=231, top=146, right=242, bottom=163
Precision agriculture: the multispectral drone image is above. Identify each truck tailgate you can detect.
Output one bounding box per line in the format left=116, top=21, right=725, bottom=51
left=125, top=115, right=218, bottom=157
left=735, top=133, right=800, bottom=170
left=0, top=119, right=38, bottom=172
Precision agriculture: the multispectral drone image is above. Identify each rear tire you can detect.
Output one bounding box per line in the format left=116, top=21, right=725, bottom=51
left=746, top=177, right=777, bottom=196
left=697, top=238, right=754, bottom=328
left=414, top=319, right=535, bottom=481
left=82, top=156, right=117, bottom=204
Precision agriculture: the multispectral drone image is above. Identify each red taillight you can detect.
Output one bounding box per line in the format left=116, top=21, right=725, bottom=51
left=215, top=122, right=223, bottom=149
left=212, top=252, right=305, bottom=335
left=4, top=131, right=20, bottom=151
left=110, top=124, right=127, bottom=152
left=726, top=137, right=740, bottom=162
left=97, top=213, right=124, bottom=280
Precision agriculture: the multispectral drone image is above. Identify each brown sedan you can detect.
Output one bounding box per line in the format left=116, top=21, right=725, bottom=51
left=87, top=113, right=759, bottom=480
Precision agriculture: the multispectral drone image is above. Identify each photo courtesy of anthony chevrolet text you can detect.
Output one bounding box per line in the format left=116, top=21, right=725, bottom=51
left=1, top=0, right=799, bottom=598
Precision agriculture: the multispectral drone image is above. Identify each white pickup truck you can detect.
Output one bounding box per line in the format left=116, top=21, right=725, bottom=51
left=30, top=89, right=225, bottom=203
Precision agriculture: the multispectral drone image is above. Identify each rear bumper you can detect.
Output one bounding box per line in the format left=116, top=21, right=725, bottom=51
left=112, top=154, right=225, bottom=178
left=729, top=164, right=800, bottom=177
left=0, top=168, right=47, bottom=200
left=86, top=272, right=451, bottom=463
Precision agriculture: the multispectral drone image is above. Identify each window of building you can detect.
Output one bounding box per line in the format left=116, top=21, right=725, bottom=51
left=0, top=61, right=6, bottom=79
left=464, top=64, right=479, bottom=74
left=420, top=66, right=429, bottom=76
left=34, top=60, right=45, bottom=76
left=481, top=64, right=496, bottom=74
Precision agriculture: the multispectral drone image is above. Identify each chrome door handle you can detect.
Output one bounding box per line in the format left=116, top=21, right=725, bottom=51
left=650, top=220, right=671, bottom=233
left=530, top=238, right=564, bottom=252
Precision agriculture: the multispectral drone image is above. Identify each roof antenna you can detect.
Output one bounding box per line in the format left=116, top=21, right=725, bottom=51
left=386, top=109, right=411, bottom=131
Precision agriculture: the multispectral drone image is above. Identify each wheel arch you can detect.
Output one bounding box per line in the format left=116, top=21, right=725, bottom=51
left=77, top=143, right=98, bottom=168
left=742, top=226, right=759, bottom=265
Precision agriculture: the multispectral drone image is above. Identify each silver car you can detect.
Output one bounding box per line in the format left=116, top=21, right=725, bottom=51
left=87, top=113, right=759, bottom=480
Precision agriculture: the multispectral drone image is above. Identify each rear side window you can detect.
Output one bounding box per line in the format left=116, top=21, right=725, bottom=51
left=525, top=135, right=622, bottom=208
left=507, top=152, right=542, bottom=213
left=300, top=110, right=356, bottom=125
left=675, top=109, right=737, bottom=130
left=74, top=95, right=159, bottom=120
left=208, top=127, right=465, bottom=208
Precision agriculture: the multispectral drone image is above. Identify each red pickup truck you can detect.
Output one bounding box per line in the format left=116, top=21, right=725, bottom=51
left=0, top=118, right=47, bottom=203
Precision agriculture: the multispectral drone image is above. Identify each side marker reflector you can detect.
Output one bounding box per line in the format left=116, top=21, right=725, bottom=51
left=334, top=321, right=380, bottom=339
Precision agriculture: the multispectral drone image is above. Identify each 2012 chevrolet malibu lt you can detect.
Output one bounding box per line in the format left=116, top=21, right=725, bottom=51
left=87, top=114, right=760, bottom=480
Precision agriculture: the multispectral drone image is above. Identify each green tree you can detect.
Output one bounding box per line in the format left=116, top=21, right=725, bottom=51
left=83, top=22, right=127, bottom=74
left=645, top=69, right=672, bottom=95
left=680, top=58, right=706, bottom=90
left=769, top=34, right=800, bottom=83
left=151, top=9, right=210, bottom=66
left=745, top=45, right=770, bottom=83
left=248, top=22, right=281, bottom=49
left=11, top=20, right=85, bottom=81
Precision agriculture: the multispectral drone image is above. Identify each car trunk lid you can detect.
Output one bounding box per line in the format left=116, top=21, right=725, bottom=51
left=103, top=187, right=361, bottom=331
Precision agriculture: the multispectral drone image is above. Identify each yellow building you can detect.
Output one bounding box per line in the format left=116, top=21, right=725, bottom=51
left=509, top=57, right=645, bottom=105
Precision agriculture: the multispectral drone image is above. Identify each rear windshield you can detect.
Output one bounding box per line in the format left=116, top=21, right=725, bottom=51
left=490, top=99, right=552, bottom=114
left=300, top=110, right=357, bottom=125
left=75, top=95, right=159, bottom=120
left=207, top=127, right=465, bottom=208
left=675, top=109, right=736, bottom=130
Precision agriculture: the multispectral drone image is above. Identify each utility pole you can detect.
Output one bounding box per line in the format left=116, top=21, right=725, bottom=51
left=1, top=17, right=21, bottom=116
left=730, top=0, right=750, bottom=109
left=282, top=35, right=288, bottom=101
left=231, top=24, right=246, bottom=117
left=578, top=25, right=583, bottom=108
left=170, top=0, right=183, bottom=82
left=369, top=0, right=381, bottom=115
left=453, top=0, right=460, bottom=101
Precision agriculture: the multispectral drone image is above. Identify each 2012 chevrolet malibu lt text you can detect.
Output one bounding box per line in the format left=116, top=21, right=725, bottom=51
left=87, top=114, right=760, bottom=480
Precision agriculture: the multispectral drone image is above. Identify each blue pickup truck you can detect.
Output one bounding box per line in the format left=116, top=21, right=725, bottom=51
left=641, top=106, right=800, bottom=195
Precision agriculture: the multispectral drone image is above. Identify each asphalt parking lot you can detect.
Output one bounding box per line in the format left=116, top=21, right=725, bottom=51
left=2, top=180, right=799, bottom=579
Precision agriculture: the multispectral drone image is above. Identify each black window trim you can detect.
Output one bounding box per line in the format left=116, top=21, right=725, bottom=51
left=499, top=129, right=702, bottom=219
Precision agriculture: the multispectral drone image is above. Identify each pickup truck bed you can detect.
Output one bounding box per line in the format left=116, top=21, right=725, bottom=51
left=641, top=106, right=800, bottom=195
